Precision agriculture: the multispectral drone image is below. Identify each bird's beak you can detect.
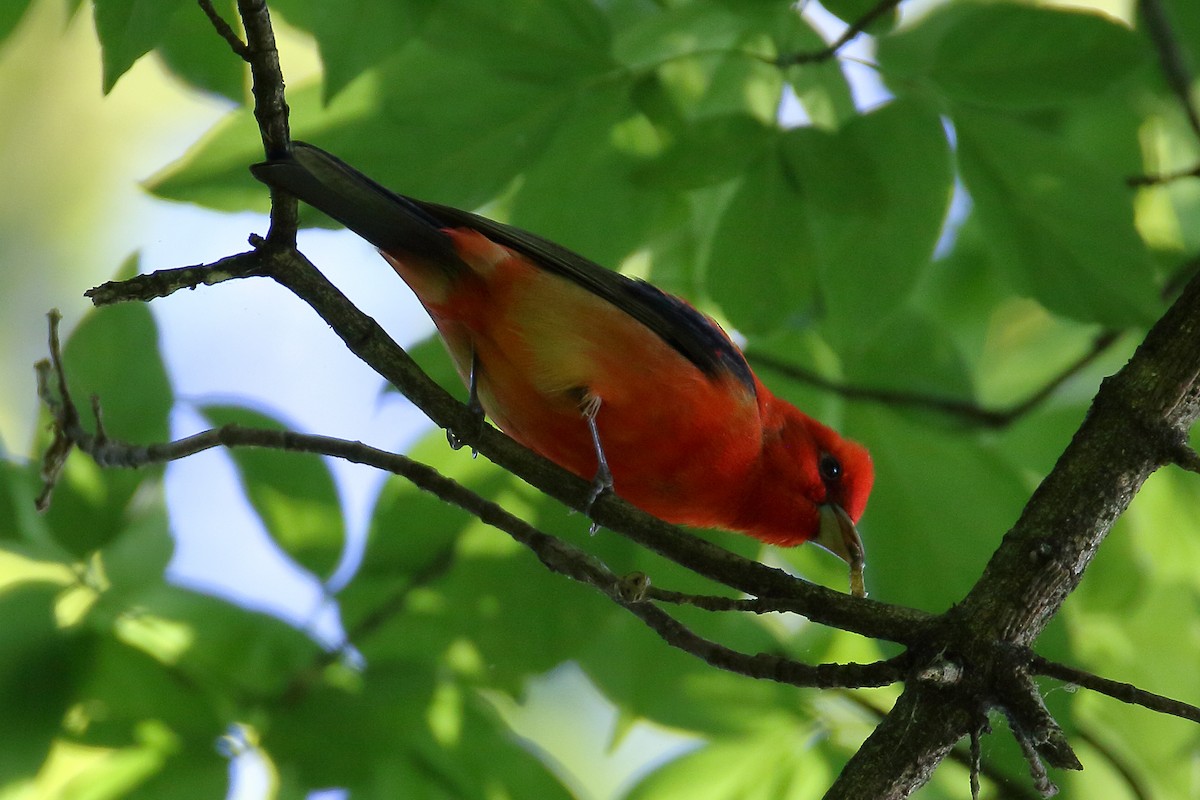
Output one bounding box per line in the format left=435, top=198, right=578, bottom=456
left=815, top=503, right=867, bottom=598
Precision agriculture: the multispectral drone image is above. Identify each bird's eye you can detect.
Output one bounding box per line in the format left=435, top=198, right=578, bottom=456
left=819, top=453, right=842, bottom=483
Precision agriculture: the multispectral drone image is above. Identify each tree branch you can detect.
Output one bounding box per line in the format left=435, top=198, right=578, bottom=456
left=844, top=692, right=1042, bottom=800
left=85, top=250, right=263, bottom=305
left=232, top=0, right=297, bottom=244
left=826, top=267, right=1200, bottom=797
left=197, top=0, right=250, bottom=61
left=776, top=0, right=902, bottom=66
left=36, top=310, right=903, bottom=692
left=1030, top=655, right=1200, bottom=724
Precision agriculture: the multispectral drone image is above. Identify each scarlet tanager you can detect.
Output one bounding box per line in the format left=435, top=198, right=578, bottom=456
left=252, top=143, right=875, bottom=596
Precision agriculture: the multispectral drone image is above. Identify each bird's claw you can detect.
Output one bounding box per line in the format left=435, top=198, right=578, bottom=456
left=584, top=463, right=613, bottom=534
left=446, top=405, right=485, bottom=457
left=448, top=346, right=485, bottom=456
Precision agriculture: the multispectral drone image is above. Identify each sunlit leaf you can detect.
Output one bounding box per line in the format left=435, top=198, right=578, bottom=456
left=115, top=582, right=322, bottom=697
left=624, top=724, right=833, bottom=800
left=0, top=0, right=33, bottom=48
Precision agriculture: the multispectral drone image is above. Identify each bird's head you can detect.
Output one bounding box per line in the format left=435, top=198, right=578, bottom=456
left=739, top=395, right=875, bottom=595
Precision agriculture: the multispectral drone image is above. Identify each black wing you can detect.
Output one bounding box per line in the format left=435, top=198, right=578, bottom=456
left=252, top=142, right=755, bottom=395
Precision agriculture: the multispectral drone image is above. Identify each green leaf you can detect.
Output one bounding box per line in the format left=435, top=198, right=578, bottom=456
left=112, top=582, right=322, bottom=698
left=1161, top=0, right=1200, bottom=71
left=707, top=135, right=818, bottom=335
left=338, top=432, right=498, bottom=630
left=52, top=715, right=228, bottom=800
left=837, top=406, right=1029, bottom=610
left=71, top=637, right=224, bottom=749
left=640, top=113, right=773, bottom=191
left=845, top=309, right=975, bottom=407
left=267, top=659, right=573, bottom=798
left=61, top=294, right=172, bottom=447
left=264, top=659, right=437, bottom=791
left=955, top=109, right=1159, bottom=327
left=700, top=100, right=947, bottom=340
left=150, top=41, right=584, bottom=213
left=117, top=741, right=230, bottom=800
left=510, top=85, right=673, bottom=266
left=272, top=0, right=431, bottom=100
left=346, top=431, right=619, bottom=693
left=0, top=459, right=48, bottom=547
left=441, top=697, right=575, bottom=800
left=615, top=1, right=785, bottom=125
left=782, top=99, right=953, bottom=348
left=92, top=0, right=190, bottom=93
left=878, top=2, right=1146, bottom=109
left=578, top=609, right=806, bottom=738
left=420, top=0, right=613, bottom=82
left=1063, top=554, right=1200, bottom=798
left=613, top=1, right=751, bottom=72
left=199, top=404, right=345, bottom=581
left=155, top=0, right=246, bottom=103
left=0, top=582, right=95, bottom=782
left=624, top=724, right=834, bottom=800
left=0, top=0, right=32, bottom=49
left=98, top=501, right=174, bottom=597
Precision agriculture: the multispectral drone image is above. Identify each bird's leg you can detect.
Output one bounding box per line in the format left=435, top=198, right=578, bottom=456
left=447, top=346, right=484, bottom=456
left=580, top=391, right=614, bottom=530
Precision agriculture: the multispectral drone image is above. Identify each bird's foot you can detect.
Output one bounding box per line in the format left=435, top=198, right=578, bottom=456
left=584, top=463, right=613, bottom=534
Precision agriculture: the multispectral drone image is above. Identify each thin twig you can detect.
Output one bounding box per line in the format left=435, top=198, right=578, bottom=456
left=1141, top=0, right=1200, bottom=142
left=1127, top=162, right=1200, bottom=187
left=1030, top=655, right=1200, bottom=724
left=646, top=585, right=930, bottom=630
left=34, top=310, right=77, bottom=510
left=969, top=719, right=983, bottom=800
left=86, top=251, right=263, bottom=306
left=1174, top=443, right=1200, bottom=474
left=1011, top=726, right=1058, bottom=798
left=624, top=602, right=906, bottom=688
left=197, top=0, right=251, bottom=60
left=748, top=330, right=1118, bottom=429
left=777, top=0, right=903, bottom=66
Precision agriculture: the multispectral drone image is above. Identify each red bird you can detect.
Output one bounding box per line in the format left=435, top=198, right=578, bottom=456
left=252, top=143, right=874, bottom=596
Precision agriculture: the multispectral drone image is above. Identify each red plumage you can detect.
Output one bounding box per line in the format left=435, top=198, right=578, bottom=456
left=252, top=143, right=874, bottom=595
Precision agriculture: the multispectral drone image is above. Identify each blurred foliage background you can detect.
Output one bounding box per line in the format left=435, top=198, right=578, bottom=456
left=2, top=0, right=1199, bottom=797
